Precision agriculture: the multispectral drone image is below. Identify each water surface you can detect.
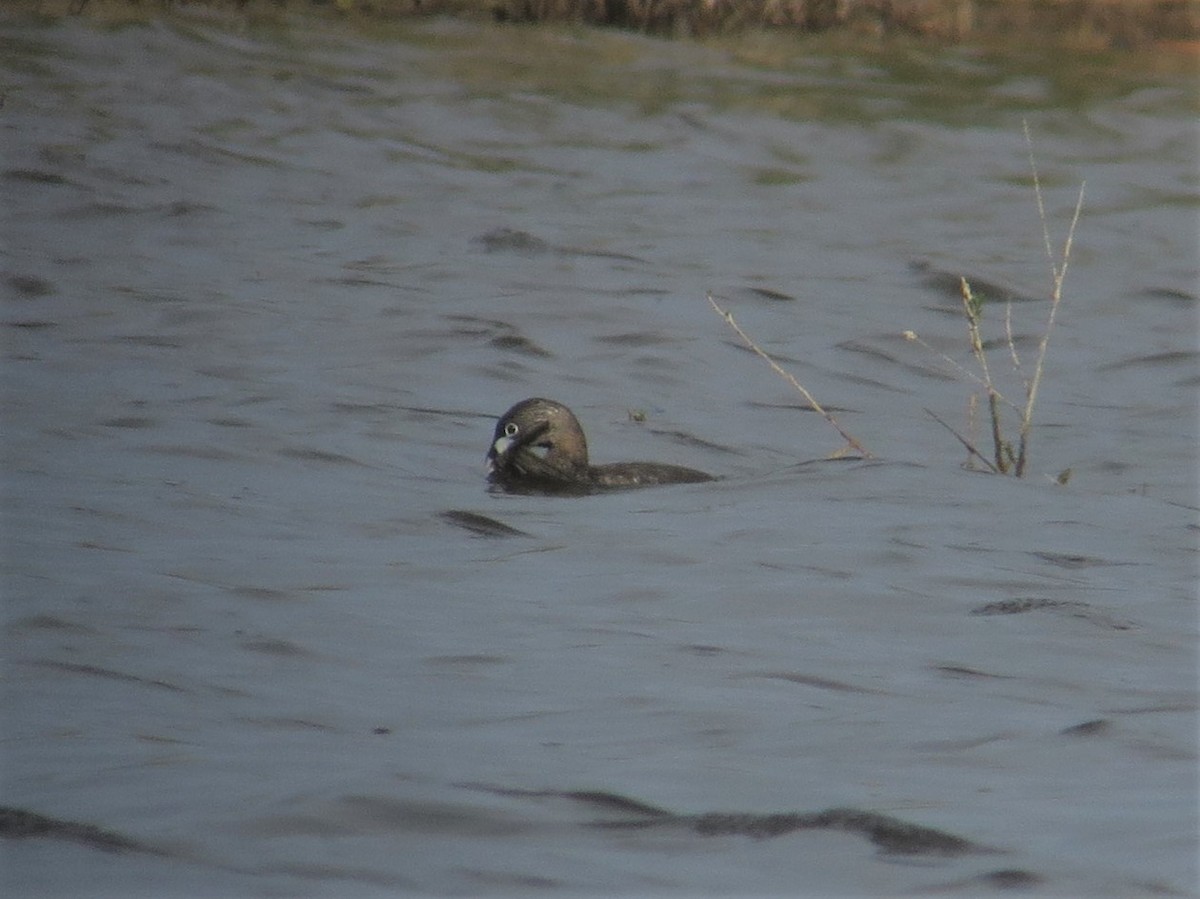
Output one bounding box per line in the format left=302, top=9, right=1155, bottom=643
left=2, top=12, right=1197, bottom=896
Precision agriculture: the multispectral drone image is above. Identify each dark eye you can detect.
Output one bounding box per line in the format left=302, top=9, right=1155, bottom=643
left=504, top=422, right=519, bottom=437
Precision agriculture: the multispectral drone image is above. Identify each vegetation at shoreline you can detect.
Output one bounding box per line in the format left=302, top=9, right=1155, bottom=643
left=15, top=0, right=1200, bottom=50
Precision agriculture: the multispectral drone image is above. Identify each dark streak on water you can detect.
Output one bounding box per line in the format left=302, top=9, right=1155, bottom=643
left=440, top=509, right=532, bottom=537
left=0, top=807, right=166, bottom=856
left=460, top=785, right=989, bottom=854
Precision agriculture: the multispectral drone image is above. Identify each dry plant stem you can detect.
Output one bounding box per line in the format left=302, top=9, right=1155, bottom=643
left=966, top=392, right=980, bottom=469
left=925, top=407, right=999, bottom=473
left=1004, top=300, right=1021, bottom=372
left=707, top=292, right=873, bottom=459
left=901, top=331, right=1020, bottom=412
left=1018, top=119, right=1086, bottom=478
left=960, top=278, right=1009, bottom=473
left=906, top=126, right=1082, bottom=477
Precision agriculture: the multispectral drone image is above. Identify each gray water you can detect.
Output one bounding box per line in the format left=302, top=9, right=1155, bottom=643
left=2, top=11, right=1197, bottom=897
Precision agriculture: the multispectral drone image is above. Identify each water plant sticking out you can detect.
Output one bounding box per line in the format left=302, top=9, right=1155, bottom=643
left=906, top=121, right=1084, bottom=479
left=710, top=123, right=1082, bottom=481
left=707, top=291, right=873, bottom=461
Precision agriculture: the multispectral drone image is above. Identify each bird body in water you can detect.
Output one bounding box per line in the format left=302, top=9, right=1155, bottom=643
left=486, top=398, right=713, bottom=494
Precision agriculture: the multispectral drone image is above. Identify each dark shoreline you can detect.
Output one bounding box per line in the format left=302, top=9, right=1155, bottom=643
left=12, top=0, right=1200, bottom=50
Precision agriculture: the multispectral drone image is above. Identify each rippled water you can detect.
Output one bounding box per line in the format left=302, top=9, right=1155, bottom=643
left=2, top=11, right=1197, bottom=897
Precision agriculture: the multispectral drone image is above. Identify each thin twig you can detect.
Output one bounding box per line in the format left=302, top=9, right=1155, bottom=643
left=1017, top=119, right=1085, bottom=477
left=960, top=278, right=1008, bottom=472
left=901, top=330, right=1020, bottom=412
left=708, top=292, right=873, bottom=459
left=1004, top=299, right=1021, bottom=373
left=965, top=392, right=980, bottom=470
left=924, top=408, right=999, bottom=473
left=1025, top=119, right=1058, bottom=282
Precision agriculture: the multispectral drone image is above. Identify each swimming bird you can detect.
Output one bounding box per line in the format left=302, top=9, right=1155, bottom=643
left=486, top=397, right=713, bottom=494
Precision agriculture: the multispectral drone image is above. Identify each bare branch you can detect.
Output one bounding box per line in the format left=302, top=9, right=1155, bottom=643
left=924, top=408, right=999, bottom=473
left=708, top=292, right=873, bottom=459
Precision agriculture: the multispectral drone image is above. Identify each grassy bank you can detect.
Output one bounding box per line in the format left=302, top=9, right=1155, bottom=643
left=14, top=0, right=1200, bottom=49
